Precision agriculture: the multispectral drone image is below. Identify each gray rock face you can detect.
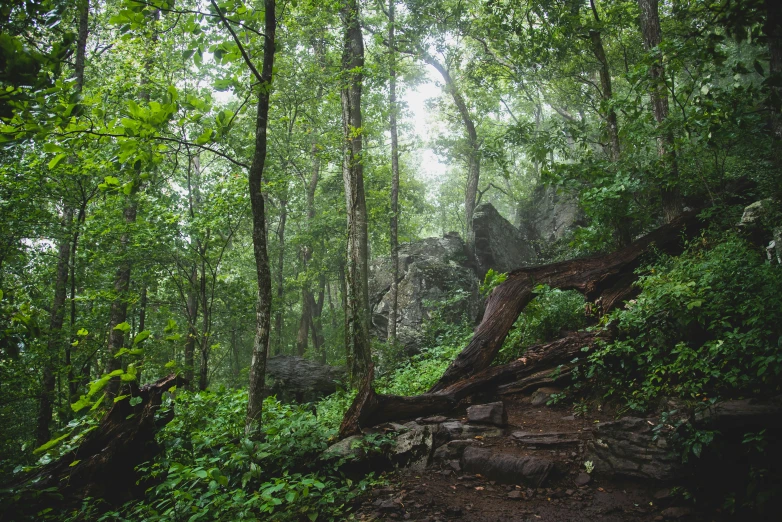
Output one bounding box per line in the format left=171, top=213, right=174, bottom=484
left=467, top=401, right=507, bottom=427
left=266, top=355, right=345, bottom=403
left=369, top=233, right=483, bottom=353
left=586, top=417, right=682, bottom=481
left=461, top=446, right=553, bottom=487
left=473, top=202, right=537, bottom=278
left=530, top=386, right=562, bottom=407
left=392, top=422, right=436, bottom=471
left=517, top=184, right=585, bottom=253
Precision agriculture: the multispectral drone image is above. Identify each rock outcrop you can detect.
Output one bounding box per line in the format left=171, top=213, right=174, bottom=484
left=369, top=233, right=483, bottom=353
left=472, top=202, right=537, bottom=278
left=517, top=184, right=585, bottom=254
left=585, top=417, right=682, bottom=481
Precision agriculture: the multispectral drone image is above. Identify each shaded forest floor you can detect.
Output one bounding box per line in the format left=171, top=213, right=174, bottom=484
left=351, top=398, right=720, bottom=521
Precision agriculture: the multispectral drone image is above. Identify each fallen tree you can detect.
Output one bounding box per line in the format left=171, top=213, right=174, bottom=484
left=340, top=212, right=701, bottom=437
left=3, top=374, right=183, bottom=516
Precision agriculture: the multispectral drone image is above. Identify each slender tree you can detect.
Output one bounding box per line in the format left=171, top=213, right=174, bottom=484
left=387, top=0, right=401, bottom=346
left=240, top=0, right=277, bottom=436
left=637, top=0, right=682, bottom=222
left=341, top=0, right=372, bottom=384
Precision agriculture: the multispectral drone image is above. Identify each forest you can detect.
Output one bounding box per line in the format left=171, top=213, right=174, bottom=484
left=0, top=0, right=781, bottom=520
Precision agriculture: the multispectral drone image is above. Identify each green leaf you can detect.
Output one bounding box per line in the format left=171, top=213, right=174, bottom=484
left=43, top=143, right=64, bottom=153
left=195, top=129, right=213, bottom=145
left=69, top=460, right=81, bottom=467
left=77, top=328, right=88, bottom=336
left=114, top=322, right=131, bottom=333
left=133, top=330, right=151, bottom=345
left=129, top=396, right=142, bottom=406
left=48, top=153, right=67, bottom=169
left=33, top=432, right=70, bottom=454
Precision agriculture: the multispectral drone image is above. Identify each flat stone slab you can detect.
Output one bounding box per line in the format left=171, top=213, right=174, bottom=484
left=461, top=446, right=553, bottom=487
left=467, top=401, right=507, bottom=426
left=512, top=431, right=582, bottom=446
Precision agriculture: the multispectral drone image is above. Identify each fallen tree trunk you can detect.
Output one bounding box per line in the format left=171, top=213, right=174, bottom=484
left=431, top=211, right=700, bottom=392
left=340, top=331, right=606, bottom=436
left=340, top=212, right=701, bottom=437
left=5, top=374, right=184, bottom=515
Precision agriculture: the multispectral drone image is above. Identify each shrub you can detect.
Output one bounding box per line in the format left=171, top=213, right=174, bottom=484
left=579, top=234, right=782, bottom=413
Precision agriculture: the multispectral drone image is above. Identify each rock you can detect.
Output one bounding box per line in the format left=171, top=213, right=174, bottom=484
left=420, top=415, right=448, bottom=424
left=467, top=401, right=507, bottom=426
left=472, top=202, right=537, bottom=278
left=654, top=488, right=673, bottom=501
left=693, top=398, right=782, bottom=433
left=507, top=490, right=523, bottom=500
left=392, top=423, right=435, bottom=471
left=530, top=387, right=562, bottom=407
left=585, top=417, right=682, bottom=481
left=266, top=355, right=345, bottom=403
left=661, top=506, right=692, bottom=519
left=433, top=439, right=476, bottom=462
left=512, top=431, right=581, bottom=446
left=436, top=421, right=503, bottom=446
left=369, top=233, right=483, bottom=355
left=461, top=447, right=553, bottom=487
left=517, top=184, right=585, bottom=256
left=321, top=435, right=365, bottom=461
left=574, top=472, right=591, bottom=487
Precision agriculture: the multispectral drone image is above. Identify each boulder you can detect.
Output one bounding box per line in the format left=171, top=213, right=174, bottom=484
left=517, top=184, right=586, bottom=254
left=436, top=420, right=503, bottom=446
left=472, top=202, right=537, bottom=278
left=369, top=233, right=483, bottom=354
left=432, top=439, right=476, bottom=462
left=586, top=417, right=682, bottom=481
left=266, top=355, right=345, bottom=403
left=461, top=446, right=553, bottom=487
left=392, top=422, right=436, bottom=471
left=530, top=386, right=562, bottom=407
left=467, top=401, right=507, bottom=426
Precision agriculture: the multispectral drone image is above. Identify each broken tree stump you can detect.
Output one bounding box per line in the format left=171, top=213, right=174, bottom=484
left=5, top=374, right=184, bottom=515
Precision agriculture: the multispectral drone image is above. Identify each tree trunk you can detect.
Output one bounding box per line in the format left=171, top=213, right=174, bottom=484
left=341, top=0, right=372, bottom=385
left=36, top=205, right=73, bottom=447
left=184, top=265, right=198, bottom=388
left=637, top=0, right=682, bottom=222
left=13, top=375, right=185, bottom=517
left=244, top=0, right=276, bottom=437
left=309, top=281, right=326, bottom=363
left=67, top=202, right=87, bottom=404
left=295, top=286, right=311, bottom=356
left=425, top=56, right=480, bottom=247
left=388, top=0, right=401, bottom=346
left=105, top=202, right=137, bottom=386
left=198, top=257, right=209, bottom=391
left=273, top=198, right=287, bottom=356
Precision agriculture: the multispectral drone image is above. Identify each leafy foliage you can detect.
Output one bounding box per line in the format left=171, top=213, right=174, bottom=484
left=579, top=234, right=782, bottom=413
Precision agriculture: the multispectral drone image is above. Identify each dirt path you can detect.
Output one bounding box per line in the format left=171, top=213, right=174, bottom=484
left=352, top=398, right=710, bottom=521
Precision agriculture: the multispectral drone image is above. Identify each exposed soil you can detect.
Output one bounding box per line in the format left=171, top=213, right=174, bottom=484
left=351, top=398, right=717, bottom=521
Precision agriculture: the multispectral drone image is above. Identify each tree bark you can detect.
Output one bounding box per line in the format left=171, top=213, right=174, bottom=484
left=341, top=0, right=372, bottom=385
left=425, top=56, right=480, bottom=247
left=388, top=0, right=401, bottom=346
left=36, top=205, right=73, bottom=447
left=14, top=375, right=185, bottom=516
left=589, top=0, right=620, bottom=162
left=105, top=202, right=138, bottom=386
left=295, top=286, right=311, bottom=356
left=244, top=0, right=276, bottom=437
left=273, top=198, right=287, bottom=356
left=637, top=0, right=682, bottom=222
left=198, top=256, right=209, bottom=391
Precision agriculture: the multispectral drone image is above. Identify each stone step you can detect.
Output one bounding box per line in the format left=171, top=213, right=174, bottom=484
left=511, top=430, right=585, bottom=446
left=461, top=446, right=554, bottom=487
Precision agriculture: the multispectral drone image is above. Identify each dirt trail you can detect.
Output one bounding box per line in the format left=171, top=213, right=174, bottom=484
left=352, top=398, right=713, bottom=521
